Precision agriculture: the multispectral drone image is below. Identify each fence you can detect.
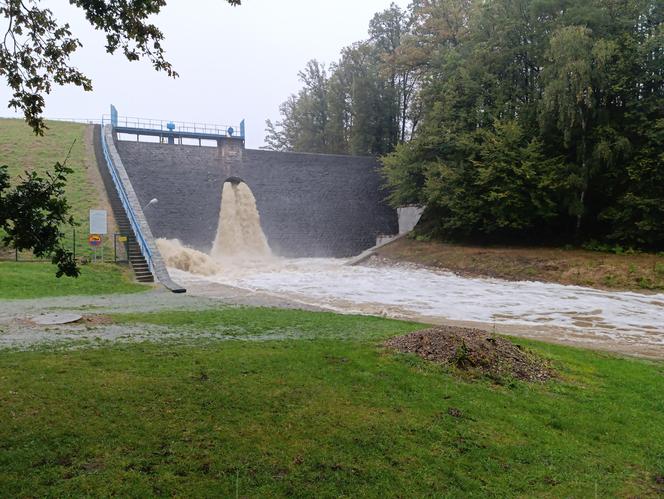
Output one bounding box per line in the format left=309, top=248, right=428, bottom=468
left=0, top=229, right=129, bottom=265
left=100, top=123, right=156, bottom=276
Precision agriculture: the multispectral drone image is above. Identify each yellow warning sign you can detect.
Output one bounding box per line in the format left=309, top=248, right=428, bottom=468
left=88, top=234, right=102, bottom=248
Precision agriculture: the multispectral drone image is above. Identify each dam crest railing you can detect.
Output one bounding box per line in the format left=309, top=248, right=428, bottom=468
left=103, top=115, right=244, bottom=139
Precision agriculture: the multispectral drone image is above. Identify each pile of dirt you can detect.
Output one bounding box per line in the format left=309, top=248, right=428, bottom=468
left=385, top=326, right=554, bottom=382
left=79, top=314, right=114, bottom=326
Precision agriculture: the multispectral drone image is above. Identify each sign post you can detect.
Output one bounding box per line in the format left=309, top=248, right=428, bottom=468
left=89, top=209, right=107, bottom=262
left=88, top=234, right=102, bottom=262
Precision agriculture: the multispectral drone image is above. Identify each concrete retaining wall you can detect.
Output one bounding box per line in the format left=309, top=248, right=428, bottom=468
left=115, top=140, right=398, bottom=258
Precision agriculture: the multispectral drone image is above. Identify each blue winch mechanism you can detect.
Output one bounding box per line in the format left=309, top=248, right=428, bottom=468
left=166, top=122, right=176, bottom=144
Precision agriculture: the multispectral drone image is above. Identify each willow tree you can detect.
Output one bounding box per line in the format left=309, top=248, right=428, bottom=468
left=540, top=26, right=616, bottom=233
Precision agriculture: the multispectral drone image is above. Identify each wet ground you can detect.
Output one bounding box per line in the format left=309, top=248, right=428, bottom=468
left=1, top=258, right=663, bottom=358
left=0, top=286, right=321, bottom=350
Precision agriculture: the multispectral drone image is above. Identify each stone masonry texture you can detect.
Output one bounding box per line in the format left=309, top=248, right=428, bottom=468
left=115, top=139, right=398, bottom=257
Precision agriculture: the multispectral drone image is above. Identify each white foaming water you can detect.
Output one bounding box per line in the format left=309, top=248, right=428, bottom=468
left=157, top=180, right=273, bottom=275
left=157, top=238, right=222, bottom=276
left=156, top=179, right=664, bottom=351
left=170, top=258, right=664, bottom=346
left=211, top=181, right=271, bottom=260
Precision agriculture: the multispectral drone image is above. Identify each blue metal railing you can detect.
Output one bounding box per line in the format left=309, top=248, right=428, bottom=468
left=103, top=114, right=245, bottom=139
left=100, top=119, right=155, bottom=276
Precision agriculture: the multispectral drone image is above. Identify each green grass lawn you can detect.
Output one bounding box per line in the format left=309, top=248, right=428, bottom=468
left=0, top=262, right=149, bottom=299
left=1, top=308, right=662, bottom=497
left=1, top=119, right=96, bottom=221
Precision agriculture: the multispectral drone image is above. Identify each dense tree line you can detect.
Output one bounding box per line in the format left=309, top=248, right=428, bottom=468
left=265, top=3, right=420, bottom=155
left=267, top=0, right=663, bottom=250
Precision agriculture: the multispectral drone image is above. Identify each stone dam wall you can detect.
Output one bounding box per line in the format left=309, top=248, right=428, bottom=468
left=112, top=138, right=398, bottom=258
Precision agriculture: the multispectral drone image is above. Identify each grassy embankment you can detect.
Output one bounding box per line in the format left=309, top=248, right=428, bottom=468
left=0, top=118, right=148, bottom=296
left=1, top=307, right=663, bottom=497
left=0, top=262, right=146, bottom=299
left=377, top=237, right=664, bottom=292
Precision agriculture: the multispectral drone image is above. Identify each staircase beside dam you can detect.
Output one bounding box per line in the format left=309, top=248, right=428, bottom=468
left=93, top=126, right=154, bottom=283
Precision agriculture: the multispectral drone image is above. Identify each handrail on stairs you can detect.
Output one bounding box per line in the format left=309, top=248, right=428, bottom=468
left=100, top=119, right=155, bottom=275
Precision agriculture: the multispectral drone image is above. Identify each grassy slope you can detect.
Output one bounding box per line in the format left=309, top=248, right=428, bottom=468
left=1, top=308, right=662, bottom=497
left=0, top=119, right=146, bottom=296
left=377, top=237, right=664, bottom=292
left=0, top=262, right=148, bottom=299
left=0, top=118, right=105, bottom=256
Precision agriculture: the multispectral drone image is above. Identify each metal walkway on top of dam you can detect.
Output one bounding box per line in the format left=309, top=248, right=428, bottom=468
left=106, top=104, right=245, bottom=146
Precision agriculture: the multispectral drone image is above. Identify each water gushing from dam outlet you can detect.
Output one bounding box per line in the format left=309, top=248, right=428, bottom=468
left=157, top=180, right=272, bottom=274
left=211, top=181, right=271, bottom=260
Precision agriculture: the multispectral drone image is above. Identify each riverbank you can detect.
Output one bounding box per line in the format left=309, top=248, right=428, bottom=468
left=375, top=237, right=664, bottom=293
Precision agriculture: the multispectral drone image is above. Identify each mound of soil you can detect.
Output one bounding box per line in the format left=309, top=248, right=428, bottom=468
left=385, top=326, right=554, bottom=382
left=79, top=314, right=114, bottom=325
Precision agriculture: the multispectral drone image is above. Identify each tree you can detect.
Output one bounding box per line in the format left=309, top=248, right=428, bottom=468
left=540, top=26, right=616, bottom=233
left=0, top=158, right=79, bottom=277
left=0, top=0, right=241, bottom=135
left=1, top=0, right=242, bottom=276
left=264, top=60, right=332, bottom=153
left=267, top=0, right=663, bottom=248
left=382, top=0, right=663, bottom=249
left=265, top=4, right=416, bottom=156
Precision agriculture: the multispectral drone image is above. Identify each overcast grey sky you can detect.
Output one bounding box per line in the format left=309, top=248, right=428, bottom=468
left=0, top=0, right=409, bottom=148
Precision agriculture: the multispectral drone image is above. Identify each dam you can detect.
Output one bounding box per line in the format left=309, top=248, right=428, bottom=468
left=96, top=108, right=398, bottom=288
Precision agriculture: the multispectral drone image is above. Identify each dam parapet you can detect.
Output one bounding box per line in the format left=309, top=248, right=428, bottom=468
left=108, top=104, right=245, bottom=148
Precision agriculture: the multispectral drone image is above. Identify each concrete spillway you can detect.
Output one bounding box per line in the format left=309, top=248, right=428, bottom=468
left=115, top=139, right=397, bottom=257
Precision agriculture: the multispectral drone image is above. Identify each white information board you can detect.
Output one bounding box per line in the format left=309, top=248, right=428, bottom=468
left=89, top=209, right=108, bottom=235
